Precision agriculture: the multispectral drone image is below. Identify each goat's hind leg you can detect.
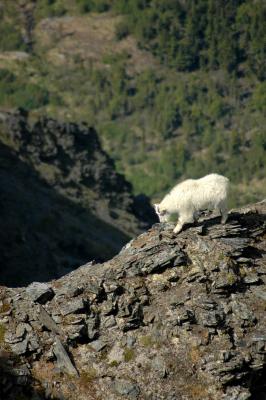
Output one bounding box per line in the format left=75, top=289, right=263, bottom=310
left=218, top=201, right=228, bottom=224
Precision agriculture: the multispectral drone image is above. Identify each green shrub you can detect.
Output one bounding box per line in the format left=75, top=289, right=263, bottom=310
left=0, top=69, right=16, bottom=83
left=0, top=70, right=50, bottom=110
left=34, top=0, right=66, bottom=20
left=251, top=82, right=266, bottom=112
left=77, top=0, right=111, bottom=13
left=14, top=84, right=50, bottom=109
left=0, top=22, right=25, bottom=51
left=115, top=21, right=130, bottom=41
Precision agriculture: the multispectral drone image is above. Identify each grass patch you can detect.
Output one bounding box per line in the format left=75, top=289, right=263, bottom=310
left=0, top=324, right=6, bottom=344
left=139, top=335, right=154, bottom=348
left=184, top=383, right=210, bottom=400
left=0, top=302, right=11, bottom=314
left=109, top=360, right=119, bottom=367
left=189, top=345, right=202, bottom=364
left=79, top=368, right=97, bottom=384
left=124, top=347, right=135, bottom=362
left=226, top=272, right=238, bottom=286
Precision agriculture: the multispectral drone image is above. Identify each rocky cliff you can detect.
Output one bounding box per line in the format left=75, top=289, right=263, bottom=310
left=0, top=109, right=155, bottom=286
left=0, top=201, right=265, bottom=399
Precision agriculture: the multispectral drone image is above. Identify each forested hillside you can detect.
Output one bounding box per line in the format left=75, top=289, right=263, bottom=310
left=0, top=0, right=265, bottom=206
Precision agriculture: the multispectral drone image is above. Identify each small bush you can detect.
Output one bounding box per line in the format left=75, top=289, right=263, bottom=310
left=0, top=70, right=50, bottom=110
left=0, top=69, right=16, bottom=82
left=34, top=0, right=66, bottom=20
left=0, top=22, right=25, bottom=51
left=78, top=0, right=110, bottom=13
left=115, top=21, right=130, bottom=41
left=14, top=83, right=50, bottom=110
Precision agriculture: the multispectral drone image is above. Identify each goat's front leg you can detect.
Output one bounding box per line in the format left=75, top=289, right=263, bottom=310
left=173, top=221, right=183, bottom=234
left=173, top=213, right=194, bottom=234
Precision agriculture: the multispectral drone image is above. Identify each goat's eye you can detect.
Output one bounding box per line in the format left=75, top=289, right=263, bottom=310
left=161, top=210, right=166, bottom=215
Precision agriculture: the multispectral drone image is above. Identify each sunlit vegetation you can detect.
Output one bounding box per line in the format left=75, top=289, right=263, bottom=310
left=0, top=0, right=265, bottom=206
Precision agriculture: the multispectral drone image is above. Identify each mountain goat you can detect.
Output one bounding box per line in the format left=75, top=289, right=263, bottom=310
left=154, top=173, right=229, bottom=234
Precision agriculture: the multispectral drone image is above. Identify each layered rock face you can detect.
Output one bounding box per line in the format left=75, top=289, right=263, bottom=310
left=0, top=109, right=155, bottom=286
left=0, top=201, right=265, bottom=399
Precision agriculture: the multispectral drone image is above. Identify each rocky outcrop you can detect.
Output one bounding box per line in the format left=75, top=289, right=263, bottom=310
left=0, top=201, right=265, bottom=399
left=0, top=109, right=155, bottom=234
left=0, top=109, right=155, bottom=286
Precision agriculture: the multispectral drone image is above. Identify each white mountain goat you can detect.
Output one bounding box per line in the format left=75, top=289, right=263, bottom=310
left=154, top=173, right=229, bottom=234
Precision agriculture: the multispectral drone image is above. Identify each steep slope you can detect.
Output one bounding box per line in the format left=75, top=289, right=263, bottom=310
left=0, top=201, right=265, bottom=399
left=0, top=141, right=133, bottom=287
left=0, top=109, right=155, bottom=286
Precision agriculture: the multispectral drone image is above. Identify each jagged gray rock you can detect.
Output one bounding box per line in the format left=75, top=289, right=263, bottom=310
left=0, top=200, right=265, bottom=399
left=26, top=282, right=54, bottom=304
left=53, top=336, right=79, bottom=377
left=114, top=379, right=140, bottom=399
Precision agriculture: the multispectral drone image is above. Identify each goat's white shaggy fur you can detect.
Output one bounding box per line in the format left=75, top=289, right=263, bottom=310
left=154, top=173, right=229, bottom=234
